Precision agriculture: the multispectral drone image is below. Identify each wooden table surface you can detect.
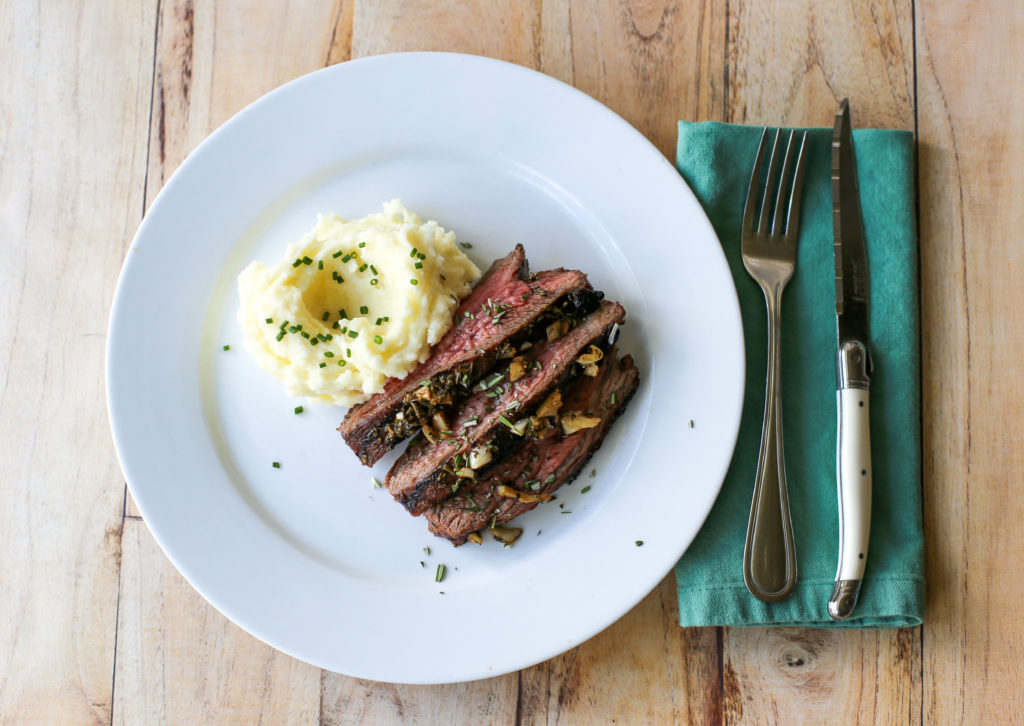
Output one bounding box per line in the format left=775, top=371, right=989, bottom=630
left=3, top=0, right=1022, bottom=723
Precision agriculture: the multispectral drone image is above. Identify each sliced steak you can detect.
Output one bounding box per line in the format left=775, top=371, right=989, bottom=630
left=385, top=300, right=626, bottom=515
left=425, top=349, right=639, bottom=545
left=337, top=244, right=599, bottom=465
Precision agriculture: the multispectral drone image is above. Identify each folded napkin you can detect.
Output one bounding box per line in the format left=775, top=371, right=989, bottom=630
left=673, top=121, right=923, bottom=628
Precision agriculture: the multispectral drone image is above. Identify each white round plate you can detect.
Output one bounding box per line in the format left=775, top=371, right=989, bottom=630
left=107, top=52, right=744, bottom=684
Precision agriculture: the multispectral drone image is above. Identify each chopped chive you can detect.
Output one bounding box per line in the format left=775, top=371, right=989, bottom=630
left=339, top=309, right=347, bottom=319
left=294, top=406, right=304, bottom=414
left=317, top=259, right=324, bottom=270
left=324, top=333, right=333, bottom=341
left=417, top=252, right=425, bottom=260
left=689, top=420, right=695, bottom=428
left=346, top=348, right=352, bottom=357
left=358, top=242, right=366, bottom=248
left=382, top=316, right=389, bottom=322
left=301, top=331, right=310, bottom=339
left=288, top=325, right=298, bottom=333
left=373, top=335, right=383, bottom=345
left=460, top=242, right=472, bottom=249
left=301, top=256, right=313, bottom=265
left=339, top=326, right=347, bottom=334
left=435, top=563, right=446, bottom=583
left=279, top=320, right=289, bottom=329
left=410, top=247, right=418, bottom=258
left=338, top=360, right=346, bottom=366
left=341, top=254, right=351, bottom=263
left=410, top=279, right=419, bottom=286
left=610, top=392, right=616, bottom=405
left=324, top=351, right=334, bottom=358
left=275, top=332, right=284, bottom=341
left=319, top=362, right=326, bottom=368
left=440, top=274, right=446, bottom=281
left=423, top=547, right=431, bottom=555
left=360, top=305, right=368, bottom=315
left=265, top=317, right=273, bottom=324
left=635, top=540, right=644, bottom=547
left=414, top=261, right=423, bottom=269
left=544, top=474, right=555, bottom=484
left=347, top=330, right=358, bottom=339
left=371, top=477, right=381, bottom=489
left=322, top=311, right=330, bottom=321
left=370, top=278, right=378, bottom=286
left=358, top=264, right=368, bottom=272
left=310, top=338, right=319, bottom=346
left=292, top=258, right=302, bottom=267
left=272, top=461, right=280, bottom=468
left=222, top=344, right=230, bottom=351
left=498, top=414, right=516, bottom=430
left=369, top=265, right=378, bottom=275
left=332, top=250, right=343, bottom=258
left=375, top=317, right=383, bottom=325
left=581, top=485, right=592, bottom=494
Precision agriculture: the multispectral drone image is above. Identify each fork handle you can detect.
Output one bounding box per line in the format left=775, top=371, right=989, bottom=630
left=743, top=285, right=798, bottom=602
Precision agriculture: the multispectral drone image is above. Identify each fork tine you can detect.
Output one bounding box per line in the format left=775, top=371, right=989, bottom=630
left=757, top=129, right=783, bottom=236
left=771, top=131, right=798, bottom=237
left=742, top=128, right=769, bottom=233
left=783, top=131, right=809, bottom=242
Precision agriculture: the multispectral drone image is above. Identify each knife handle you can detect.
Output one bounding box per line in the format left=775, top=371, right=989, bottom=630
left=829, top=341, right=872, bottom=620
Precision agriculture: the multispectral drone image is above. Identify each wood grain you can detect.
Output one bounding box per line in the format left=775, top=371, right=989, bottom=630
left=720, top=1, right=921, bottom=723
left=516, top=576, right=721, bottom=726
left=114, top=1, right=335, bottom=720
left=727, top=0, right=914, bottom=130
left=916, top=0, right=1024, bottom=722
left=321, top=672, right=518, bottom=725
left=567, top=0, right=728, bottom=158
left=4, top=0, right=1021, bottom=722
left=113, top=520, right=320, bottom=725
left=0, top=1, right=156, bottom=723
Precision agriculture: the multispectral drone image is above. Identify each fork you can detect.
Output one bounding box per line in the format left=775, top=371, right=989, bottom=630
left=740, top=128, right=809, bottom=603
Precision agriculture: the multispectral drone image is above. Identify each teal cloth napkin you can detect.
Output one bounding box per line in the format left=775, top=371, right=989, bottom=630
left=673, top=121, right=923, bottom=628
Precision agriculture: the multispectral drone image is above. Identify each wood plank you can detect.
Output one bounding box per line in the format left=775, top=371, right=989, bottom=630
left=516, top=576, right=722, bottom=726
left=348, top=0, right=542, bottom=65
left=320, top=673, right=518, bottom=725
left=723, top=628, right=920, bottom=724
left=916, top=0, right=1024, bottom=721
left=726, top=0, right=914, bottom=129
left=113, top=520, right=321, bottom=725
left=0, top=1, right=157, bottom=723
left=721, top=1, right=920, bottom=723
left=115, top=1, right=338, bottom=720
left=566, top=0, right=729, bottom=157
left=321, top=2, right=728, bottom=721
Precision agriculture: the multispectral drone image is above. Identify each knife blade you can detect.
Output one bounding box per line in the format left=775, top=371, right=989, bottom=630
left=827, top=98, right=873, bottom=621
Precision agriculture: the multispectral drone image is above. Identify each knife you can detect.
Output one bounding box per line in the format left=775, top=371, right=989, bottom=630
left=828, top=98, right=873, bottom=621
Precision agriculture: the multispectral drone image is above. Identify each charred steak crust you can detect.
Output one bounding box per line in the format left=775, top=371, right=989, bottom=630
left=385, top=300, right=626, bottom=516
left=337, top=245, right=599, bottom=465
left=425, top=351, right=639, bottom=544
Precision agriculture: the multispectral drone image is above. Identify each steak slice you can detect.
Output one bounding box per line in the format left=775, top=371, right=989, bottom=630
left=384, top=300, right=626, bottom=515
left=425, top=349, right=639, bottom=545
left=338, top=244, right=598, bottom=465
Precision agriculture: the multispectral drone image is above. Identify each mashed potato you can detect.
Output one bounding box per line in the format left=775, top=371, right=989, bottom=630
left=237, top=200, right=480, bottom=406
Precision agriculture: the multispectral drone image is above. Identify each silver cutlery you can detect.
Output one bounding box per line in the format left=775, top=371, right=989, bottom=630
left=827, top=99, right=873, bottom=620
left=741, top=128, right=809, bottom=603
